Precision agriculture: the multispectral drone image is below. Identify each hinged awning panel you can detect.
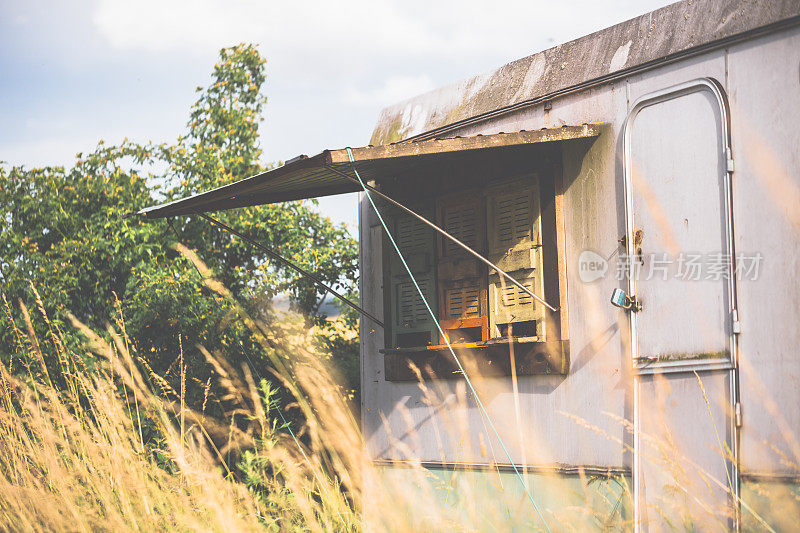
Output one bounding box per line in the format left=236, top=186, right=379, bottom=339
left=133, top=123, right=603, bottom=219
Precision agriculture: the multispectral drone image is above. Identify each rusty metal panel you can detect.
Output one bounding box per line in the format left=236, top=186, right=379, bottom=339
left=336, top=124, right=603, bottom=163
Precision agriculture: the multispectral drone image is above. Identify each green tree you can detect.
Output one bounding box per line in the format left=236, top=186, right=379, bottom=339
left=162, top=44, right=357, bottom=313
left=0, top=44, right=359, bottom=414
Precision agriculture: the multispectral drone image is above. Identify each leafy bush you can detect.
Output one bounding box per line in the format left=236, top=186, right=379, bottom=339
left=0, top=44, right=359, bottom=416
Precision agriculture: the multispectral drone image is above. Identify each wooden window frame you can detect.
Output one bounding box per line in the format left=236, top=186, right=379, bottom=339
left=380, top=147, right=570, bottom=380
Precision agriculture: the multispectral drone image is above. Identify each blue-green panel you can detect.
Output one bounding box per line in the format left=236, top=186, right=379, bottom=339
left=740, top=478, right=800, bottom=531
left=371, top=464, right=632, bottom=531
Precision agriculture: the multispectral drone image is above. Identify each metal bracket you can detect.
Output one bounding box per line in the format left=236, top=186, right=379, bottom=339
left=726, top=148, right=735, bottom=173
left=732, top=309, right=741, bottom=334
left=735, top=402, right=743, bottom=427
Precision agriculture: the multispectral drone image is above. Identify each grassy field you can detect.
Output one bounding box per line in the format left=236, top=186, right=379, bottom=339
left=0, top=249, right=794, bottom=532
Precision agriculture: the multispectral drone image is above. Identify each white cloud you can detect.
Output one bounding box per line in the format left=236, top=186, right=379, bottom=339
left=92, top=0, right=262, bottom=53
left=345, top=74, right=436, bottom=107
left=91, top=0, right=677, bottom=114
left=92, top=0, right=671, bottom=65
left=2, top=0, right=675, bottom=230
left=91, top=0, right=436, bottom=57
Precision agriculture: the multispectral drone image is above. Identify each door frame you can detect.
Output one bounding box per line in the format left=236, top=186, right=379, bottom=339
left=621, top=78, right=740, bottom=530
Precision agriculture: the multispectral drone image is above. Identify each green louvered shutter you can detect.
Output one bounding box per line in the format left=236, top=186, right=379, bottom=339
left=436, top=191, right=487, bottom=322
left=486, top=176, right=545, bottom=338
left=387, top=203, right=438, bottom=348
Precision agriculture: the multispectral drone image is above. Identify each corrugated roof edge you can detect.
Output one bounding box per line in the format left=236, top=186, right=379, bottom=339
left=328, top=123, right=604, bottom=163
left=126, top=151, right=332, bottom=219
left=126, top=123, right=604, bottom=220
left=370, top=0, right=800, bottom=146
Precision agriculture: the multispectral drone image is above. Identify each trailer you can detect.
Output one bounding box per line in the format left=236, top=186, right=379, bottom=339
left=136, top=0, right=800, bottom=529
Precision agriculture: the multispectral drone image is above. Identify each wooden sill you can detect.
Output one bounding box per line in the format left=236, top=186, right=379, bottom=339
left=382, top=336, right=542, bottom=354
left=380, top=338, right=569, bottom=381
left=437, top=316, right=489, bottom=344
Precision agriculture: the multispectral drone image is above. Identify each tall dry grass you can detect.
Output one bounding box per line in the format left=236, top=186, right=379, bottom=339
left=0, top=287, right=359, bottom=530
left=0, top=245, right=793, bottom=531
left=0, top=247, right=548, bottom=532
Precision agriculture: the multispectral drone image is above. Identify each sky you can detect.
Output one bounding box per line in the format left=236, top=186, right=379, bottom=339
left=0, top=0, right=675, bottom=232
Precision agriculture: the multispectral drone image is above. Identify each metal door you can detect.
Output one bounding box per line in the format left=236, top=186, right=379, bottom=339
left=623, top=79, right=740, bottom=531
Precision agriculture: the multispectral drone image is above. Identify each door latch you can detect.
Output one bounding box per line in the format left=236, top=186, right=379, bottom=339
left=610, top=288, right=642, bottom=312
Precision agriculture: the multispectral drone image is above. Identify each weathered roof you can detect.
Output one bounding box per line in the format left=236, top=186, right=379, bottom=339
left=132, top=123, right=602, bottom=219
left=370, top=0, right=800, bottom=145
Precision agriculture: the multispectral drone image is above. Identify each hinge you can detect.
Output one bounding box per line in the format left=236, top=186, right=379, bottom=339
left=732, top=309, right=741, bottom=335
left=726, top=148, right=735, bottom=173
left=735, top=402, right=743, bottom=428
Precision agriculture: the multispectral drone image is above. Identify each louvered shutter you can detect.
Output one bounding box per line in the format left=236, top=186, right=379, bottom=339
left=444, top=285, right=481, bottom=319
left=436, top=191, right=487, bottom=322
left=387, top=203, right=438, bottom=348
left=485, top=176, right=544, bottom=338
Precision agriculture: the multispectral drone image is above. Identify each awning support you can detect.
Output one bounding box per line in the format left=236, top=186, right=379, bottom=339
left=197, top=213, right=384, bottom=328
left=323, top=163, right=559, bottom=313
